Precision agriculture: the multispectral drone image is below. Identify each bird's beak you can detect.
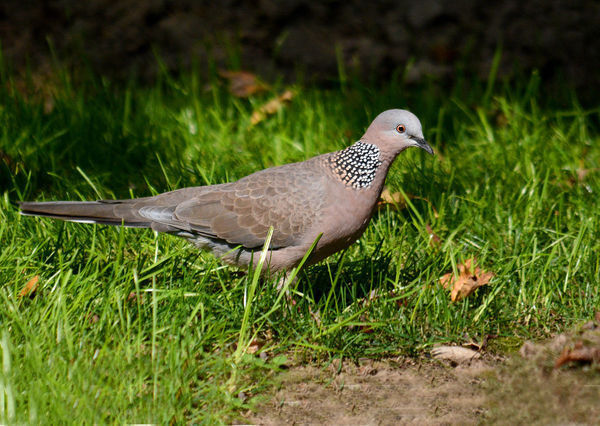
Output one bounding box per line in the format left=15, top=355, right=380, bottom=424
left=411, top=136, right=434, bottom=155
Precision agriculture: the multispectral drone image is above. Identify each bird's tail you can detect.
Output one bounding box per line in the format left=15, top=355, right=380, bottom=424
left=19, top=200, right=152, bottom=228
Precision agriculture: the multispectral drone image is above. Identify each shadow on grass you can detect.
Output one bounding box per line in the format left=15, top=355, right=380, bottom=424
left=297, top=241, right=429, bottom=306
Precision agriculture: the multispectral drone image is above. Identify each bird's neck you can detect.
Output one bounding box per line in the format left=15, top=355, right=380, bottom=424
left=327, top=141, right=382, bottom=189
left=371, top=148, right=400, bottom=194
left=327, top=141, right=400, bottom=192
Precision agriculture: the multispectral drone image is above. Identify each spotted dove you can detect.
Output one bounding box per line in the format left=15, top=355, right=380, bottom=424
left=20, top=109, right=433, bottom=272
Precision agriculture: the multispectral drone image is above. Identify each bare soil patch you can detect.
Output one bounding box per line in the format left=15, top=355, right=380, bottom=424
left=246, top=358, right=492, bottom=425
left=246, top=320, right=600, bottom=425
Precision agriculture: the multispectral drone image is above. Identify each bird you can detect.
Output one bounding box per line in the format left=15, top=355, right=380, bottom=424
left=20, top=109, right=433, bottom=275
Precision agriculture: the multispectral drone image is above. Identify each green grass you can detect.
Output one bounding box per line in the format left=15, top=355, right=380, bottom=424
left=0, top=63, right=599, bottom=423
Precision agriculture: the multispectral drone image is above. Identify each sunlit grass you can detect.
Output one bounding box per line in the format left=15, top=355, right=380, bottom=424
left=0, top=62, right=599, bottom=422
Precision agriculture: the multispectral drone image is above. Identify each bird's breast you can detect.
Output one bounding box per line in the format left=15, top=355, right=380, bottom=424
left=309, top=185, right=379, bottom=250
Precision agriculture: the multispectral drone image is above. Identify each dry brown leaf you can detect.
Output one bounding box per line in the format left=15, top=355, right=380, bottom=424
left=431, top=345, right=481, bottom=363
left=377, top=188, right=438, bottom=218
left=439, top=258, right=494, bottom=302
left=378, top=188, right=411, bottom=210
left=250, top=90, right=294, bottom=125
left=462, top=334, right=495, bottom=352
left=595, top=311, right=600, bottom=323
left=357, top=364, right=378, bottom=375
left=19, top=275, right=39, bottom=298
left=246, top=338, right=265, bottom=355
left=231, top=338, right=266, bottom=356
left=264, top=329, right=274, bottom=342
left=575, top=159, right=598, bottom=183
left=309, top=306, right=322, bottom=327
left=127, top=291, right=144, bottom=304
left=563, top=159, right=598, bottom=188
left=555, top=340, right=600, bottom=368
left=395, top=298, right=409, bottom=308
left=576, top=168, right=593, bottom=182
left=566, top=169, right=596, bottom=188
left=10, top=70, right=59, bottom=113
left=425, top=224, right=442, bottom=248
left=218, top=70, right=269, bottom=97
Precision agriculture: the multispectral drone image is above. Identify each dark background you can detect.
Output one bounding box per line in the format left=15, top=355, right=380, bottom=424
left=1, top=0, right=599, bottom=92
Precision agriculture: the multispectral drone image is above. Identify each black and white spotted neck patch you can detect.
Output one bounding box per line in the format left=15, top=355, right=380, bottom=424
left=328, top=141, right=382, bottom=189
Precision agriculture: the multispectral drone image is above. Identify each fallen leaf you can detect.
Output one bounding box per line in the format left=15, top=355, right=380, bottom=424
left=555, top=340, right=600, bottom=368
left=308, top=306, right=322, bottom=327
left=425, top=224, right=442, bottom=248
left=439, top=258, right=494, bottom=302
left=19, top=275, right=39, bottom=298
left=358, top=364, right=378, bottom=375
left=462, top=340, right=481, bottom=351
left=246, top=338, right=264, bottom=355
left=250, top=90, right=294, bottom=125
left=10, top=70, right=59, bottom=113
left=563, top=160, right=598, bottom=189
left=218, top=70, right=269, bottom=97
left=377, top=188, right=411, bottom=210
left=395, top=298, right=409, bottom=308
left=264, top=329, right=274, bottom=342
left=231, top=338, right=266, bottom=356
left=377, top=188, right=438, bottom=217
left=127, top=291, right=144, bottom=304
left=596, top=311, right=600, bottom=323
left=431, top=346, right=481, bottom=363
left=576, top=168, right=593, bottom=182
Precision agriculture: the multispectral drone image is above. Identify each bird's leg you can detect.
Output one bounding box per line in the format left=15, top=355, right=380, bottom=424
left=275, top=271, right=298, bottom=292
left=275, top=272, right=321, bottom=324
left=273, top=272, right=300, bottom=319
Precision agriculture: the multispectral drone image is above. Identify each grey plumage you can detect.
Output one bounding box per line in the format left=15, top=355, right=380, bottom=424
left=20, top=109, right=433, bottom=272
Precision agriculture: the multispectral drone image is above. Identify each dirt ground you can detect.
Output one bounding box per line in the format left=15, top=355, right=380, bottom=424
left=245, top=321, right=600, bottom=425
left=247, top=358, right=491, bottom=425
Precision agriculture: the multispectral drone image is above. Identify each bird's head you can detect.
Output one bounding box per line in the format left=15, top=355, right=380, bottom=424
left=363, top=109, right=433, bottom=156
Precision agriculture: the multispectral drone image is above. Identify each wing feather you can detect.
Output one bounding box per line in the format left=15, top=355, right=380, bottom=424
left=169, top=161, right=327, bottom=249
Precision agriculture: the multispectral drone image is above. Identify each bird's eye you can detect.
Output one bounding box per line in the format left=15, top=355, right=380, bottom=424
left=396, top=124, right=406, bottom=133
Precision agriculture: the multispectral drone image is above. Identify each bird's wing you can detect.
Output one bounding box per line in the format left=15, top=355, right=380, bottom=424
left=139, top=161, right=328, bottom=249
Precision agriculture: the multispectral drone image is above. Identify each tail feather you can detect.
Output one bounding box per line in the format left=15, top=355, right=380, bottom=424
left=19, top=201, right=151, bottom=228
